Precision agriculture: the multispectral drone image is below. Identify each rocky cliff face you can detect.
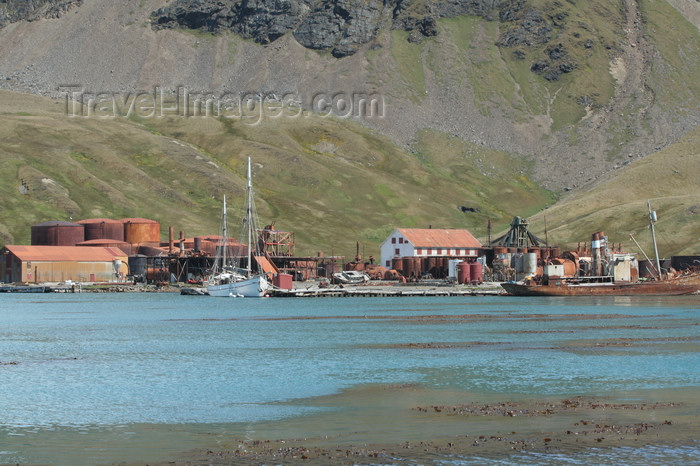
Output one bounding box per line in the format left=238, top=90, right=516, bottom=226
left=149, top=0, right=583, bottom=79
left=0, top=0, right=697, bottom=195
left=0, top=0, right=81, bottom=28
left=150, top=0, right=504, bottom=58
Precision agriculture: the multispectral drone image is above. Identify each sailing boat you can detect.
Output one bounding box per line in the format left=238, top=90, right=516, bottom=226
left=207, top=158, right=271, bottom=297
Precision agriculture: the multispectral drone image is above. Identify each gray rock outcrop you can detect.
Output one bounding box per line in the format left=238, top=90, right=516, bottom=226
left=150, top=0, right=505, bottom=57
left=0, top=0, right=81, bottom=28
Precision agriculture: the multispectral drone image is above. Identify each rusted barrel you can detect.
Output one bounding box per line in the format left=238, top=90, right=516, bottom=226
left=458, top=261, right=471, bottom=284
left=469, top=262, right=483, bottom=284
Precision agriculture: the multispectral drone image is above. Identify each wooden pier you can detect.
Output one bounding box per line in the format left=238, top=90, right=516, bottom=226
left=269, top=283, right=505, bottom=298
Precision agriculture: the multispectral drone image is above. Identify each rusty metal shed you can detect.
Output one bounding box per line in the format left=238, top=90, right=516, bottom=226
left=0, top=245, right=128, bottom=283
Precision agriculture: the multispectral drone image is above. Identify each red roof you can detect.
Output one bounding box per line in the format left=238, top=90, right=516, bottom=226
left=397, top=228, right=482, bottom=248
left=4, top=245, right=128, bottom=262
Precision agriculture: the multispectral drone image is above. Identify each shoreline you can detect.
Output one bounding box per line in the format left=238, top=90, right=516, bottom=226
left=123, top=387, right=700, bottom=464
left=0, top=280, right=508, bottom=296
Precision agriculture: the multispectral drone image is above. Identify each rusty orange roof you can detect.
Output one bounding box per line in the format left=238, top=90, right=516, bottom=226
left=76, top=218, right=122, bottom=224
left=4, top=245, right=128, bottom=262
left=397, top=228, right=482, bottom=248
left=119, top=218, right=158, bottom=224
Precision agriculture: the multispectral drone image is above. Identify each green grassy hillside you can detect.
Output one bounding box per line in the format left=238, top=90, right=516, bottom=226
left=0, top=90, right=554, bottom=258
left=1, top=88, right=697, bottom=259
left=527, top=126, right=700, bottom=257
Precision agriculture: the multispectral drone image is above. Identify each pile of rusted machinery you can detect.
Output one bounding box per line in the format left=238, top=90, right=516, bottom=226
left=26, top=218, right=342, bottom=284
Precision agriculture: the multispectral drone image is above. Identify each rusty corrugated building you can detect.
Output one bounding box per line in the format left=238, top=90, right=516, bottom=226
left=0, top=246, right=128, bottom=283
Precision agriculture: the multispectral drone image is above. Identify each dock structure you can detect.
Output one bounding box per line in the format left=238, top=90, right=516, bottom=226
left=269, top=282, right=505, bottom=298
left=0, top=284, right=53, bottom=293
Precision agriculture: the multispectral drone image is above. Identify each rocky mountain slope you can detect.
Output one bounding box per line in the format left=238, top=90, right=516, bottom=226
left=0, top=0, right=697, bottom=191
left=0, top=0, right=697, bottom=254
left=0, top=90, right=552, bottom=256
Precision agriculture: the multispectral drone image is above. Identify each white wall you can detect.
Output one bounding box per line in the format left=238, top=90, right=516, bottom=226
left=380, top=230, right=415, bottom=267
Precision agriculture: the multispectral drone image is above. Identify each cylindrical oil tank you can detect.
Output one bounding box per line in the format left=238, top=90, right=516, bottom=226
left=409, top=257, right=420, bottom=278
left=121, top=218, right=160, bottom=244
left=392, top=258, right=404, bottom=275
left=129, top=255, right=148, bottom=278
left=146, top=267, right=170, bottom=282
left=77, top=218, right=124, bottom=241
left=493, top=247, right=507, bottom=254
left=31, top=221, right=85, bottom=246
left=457, top=261, right=471, bottom=284
left=511, top=253, right=524, bottom=273
left=194, top=237, right=203, bottom=253
left=523, top=253, right=537, bottom=275
left=527, top=247, right=541, bottom=259
left=76, top=239, right=132, bottom=255
left=551, top=258, right=578, bottom=277
left=469, top=262, right=483, bottom=284
left=426, top=257, right=436, bottom=272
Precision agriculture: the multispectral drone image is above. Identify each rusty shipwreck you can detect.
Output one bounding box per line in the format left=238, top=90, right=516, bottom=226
left=501, top=203, right=700, bottom=296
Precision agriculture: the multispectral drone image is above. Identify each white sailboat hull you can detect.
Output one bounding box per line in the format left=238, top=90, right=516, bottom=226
left=207, top=275, right=270, bottom=298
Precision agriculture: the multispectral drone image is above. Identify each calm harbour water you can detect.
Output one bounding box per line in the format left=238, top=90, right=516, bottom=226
left=1, top=293, right=698, bottom=464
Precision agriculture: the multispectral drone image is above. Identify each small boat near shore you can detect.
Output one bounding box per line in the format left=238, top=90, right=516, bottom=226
left=332, top=270, right=370, bottom=285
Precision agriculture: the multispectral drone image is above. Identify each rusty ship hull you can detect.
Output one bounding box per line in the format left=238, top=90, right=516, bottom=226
left=501, top=273, right=700, bottom=297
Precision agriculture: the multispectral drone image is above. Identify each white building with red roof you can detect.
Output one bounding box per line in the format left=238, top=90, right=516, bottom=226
left=379, top=228, right=483, bottom=268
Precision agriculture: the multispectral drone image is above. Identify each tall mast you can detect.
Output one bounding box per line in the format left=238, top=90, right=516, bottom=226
left=647, top=200, right=662, bottom=280
left=246, top=157, right=252, bottom=274
left=221, top=194, right=227, bottom=269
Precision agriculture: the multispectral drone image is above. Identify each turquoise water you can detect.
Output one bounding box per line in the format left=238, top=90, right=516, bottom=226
left=1, top=293, right=699, bottom=463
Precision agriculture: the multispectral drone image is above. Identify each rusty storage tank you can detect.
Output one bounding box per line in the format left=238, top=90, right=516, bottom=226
left=121, top=218, right=160, bottom=244
left=77, top=218, right=125, bottom=241
left=392, top=258, right=405, bottom=275
left=426, top=256, right=436, bottom=271
left=31, top=221, right=85, bottom=246
left=403, top=257, right=413, bottom=278
left=76, top=239, right=133, bottom=255
left=551, top=258, right=577, bottom=277
left=511, top=253, right=524, bottom=273
left=457, top=261, right=471, bottom=284
left=409, top=257, right=421, bottom=278
left=146, top=267, right=170, bottom=282
left=417, top=257, right=428, bottom=276
left=128, top=255, right=147, bottom=278
left=527, top=247, right=541, bottom=259
left=469, top=262, right=483, bottom=284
